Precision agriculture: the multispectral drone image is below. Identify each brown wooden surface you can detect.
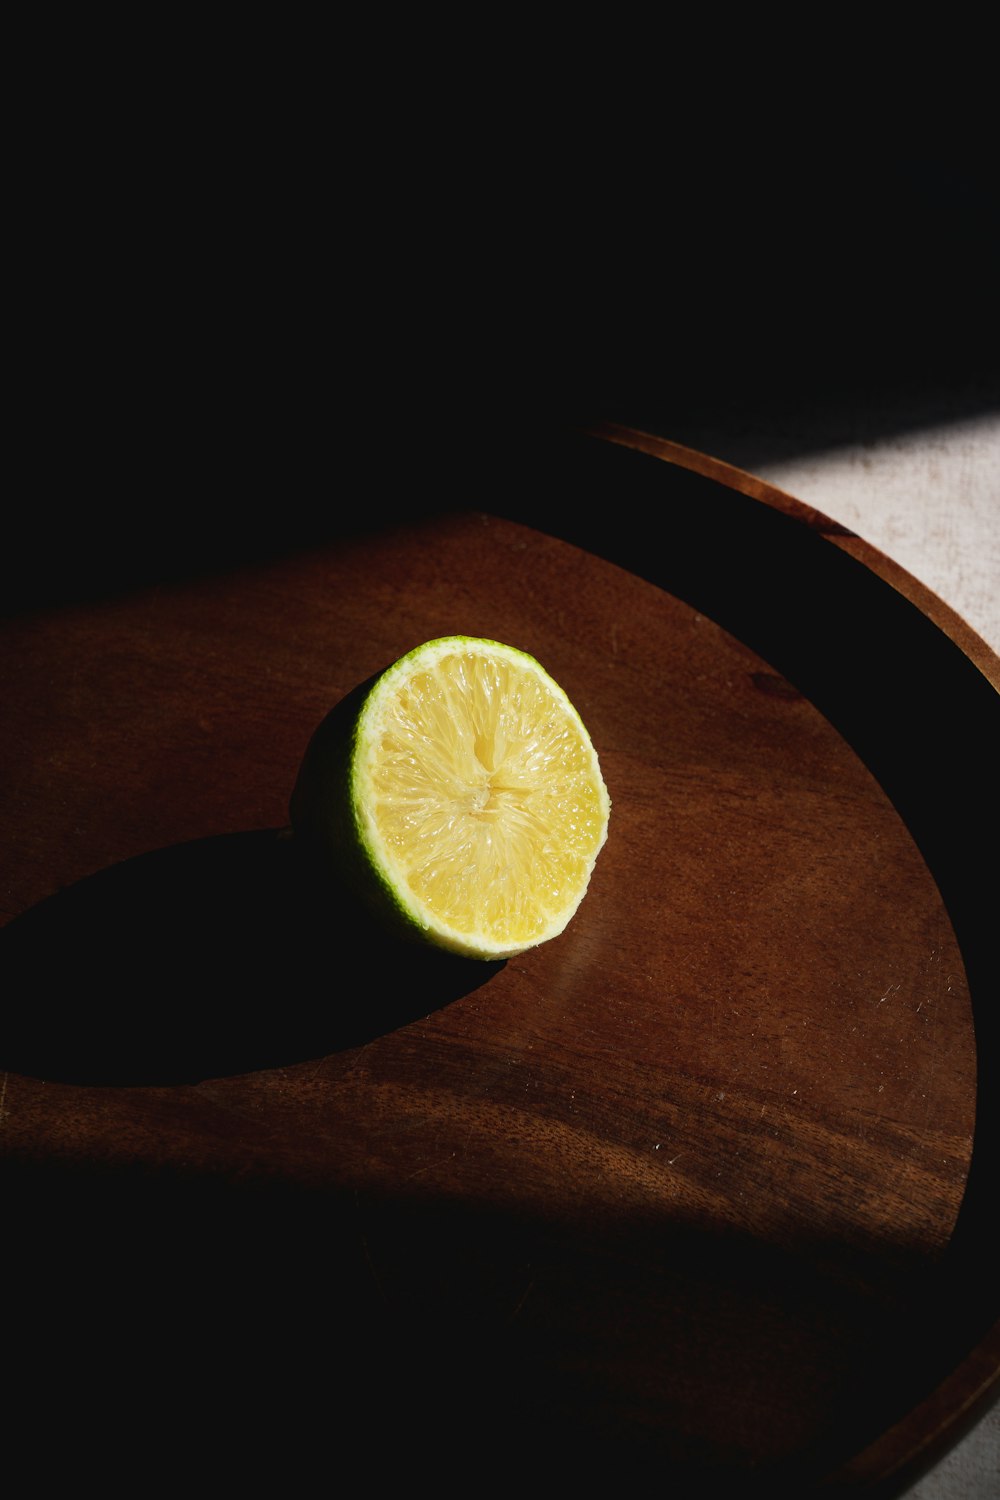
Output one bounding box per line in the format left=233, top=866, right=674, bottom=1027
left=2, top=428, right=997, bottom=1492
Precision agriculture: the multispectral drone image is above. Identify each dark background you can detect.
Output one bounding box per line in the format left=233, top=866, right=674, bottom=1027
left=5, top=110, right=999, bottom=1489
left=8, top=135, right=998, bottom=613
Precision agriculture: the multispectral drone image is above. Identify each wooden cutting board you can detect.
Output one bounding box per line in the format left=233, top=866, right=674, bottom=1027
left=2, top=426, right=997, bottom=1493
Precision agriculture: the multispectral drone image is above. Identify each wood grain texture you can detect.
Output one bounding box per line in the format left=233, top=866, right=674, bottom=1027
left=1, top=430, right=996, bottom=1493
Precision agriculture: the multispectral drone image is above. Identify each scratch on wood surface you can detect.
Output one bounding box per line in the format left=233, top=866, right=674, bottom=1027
left=403, top=1153, right=457, bottom=1184
left=508, top=1276, right=536, bottom=1321
left=336, top=1040, right=375, bottom=1087
left=354, top=1189, right=389, bottom=1307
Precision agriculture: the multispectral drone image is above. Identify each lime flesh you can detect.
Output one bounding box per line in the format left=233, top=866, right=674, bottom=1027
left=291, top=637, right=611, bottom=959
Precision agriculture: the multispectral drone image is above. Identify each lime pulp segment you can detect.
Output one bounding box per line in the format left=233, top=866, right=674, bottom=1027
left=353, top=640, right=610, bottom=955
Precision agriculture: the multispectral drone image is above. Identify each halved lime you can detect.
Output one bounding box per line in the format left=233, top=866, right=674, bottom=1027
left=290, top=637, right=611, bottom=959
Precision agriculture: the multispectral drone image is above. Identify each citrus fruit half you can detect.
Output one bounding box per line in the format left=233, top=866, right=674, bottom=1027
left=290, top=637, right=611, bottom=959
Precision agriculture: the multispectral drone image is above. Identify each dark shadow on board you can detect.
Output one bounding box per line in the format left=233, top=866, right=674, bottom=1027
left=0, top=828, right=503, bottom=1085
left=0, top=1128, right=981, bottom=1498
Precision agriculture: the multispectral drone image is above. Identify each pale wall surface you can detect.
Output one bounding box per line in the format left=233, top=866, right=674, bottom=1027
left=759, top=416, right=1000, bottom=657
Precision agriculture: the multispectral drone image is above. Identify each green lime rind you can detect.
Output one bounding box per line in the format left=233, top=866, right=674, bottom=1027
left=290, top=637, right=610, bottom=960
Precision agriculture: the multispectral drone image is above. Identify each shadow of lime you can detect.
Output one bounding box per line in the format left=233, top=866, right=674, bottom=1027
left=0, top=829, right=503, bottom=1084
